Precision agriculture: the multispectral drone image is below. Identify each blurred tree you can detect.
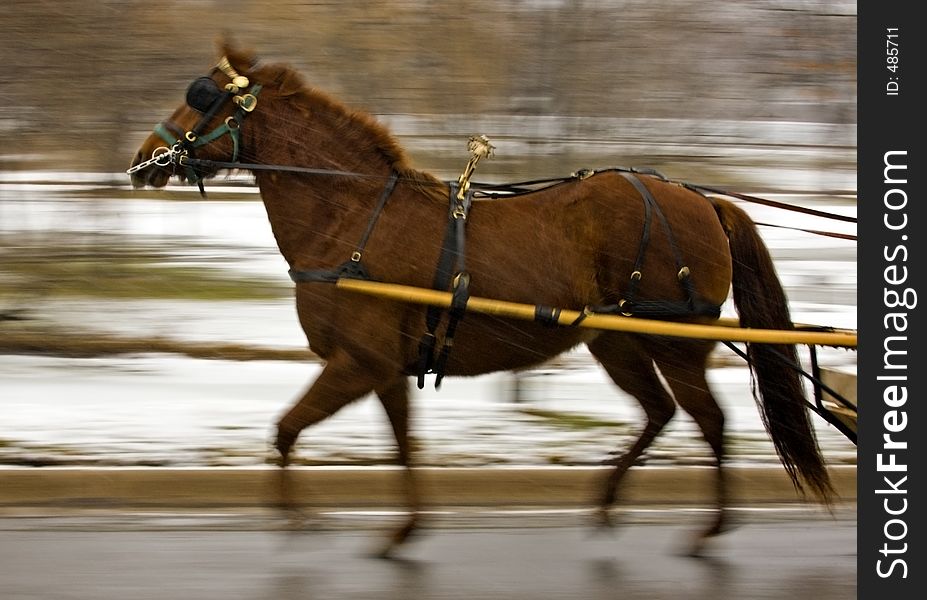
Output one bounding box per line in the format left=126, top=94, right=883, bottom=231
left=0, top=0, right=855, bottom=174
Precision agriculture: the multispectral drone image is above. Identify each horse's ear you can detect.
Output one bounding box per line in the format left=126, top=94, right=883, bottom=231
left=216, top=33, right=258, bottom=73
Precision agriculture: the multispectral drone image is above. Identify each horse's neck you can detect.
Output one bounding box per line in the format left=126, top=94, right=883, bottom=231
left=254, top=174, right=387, bottom=269
left=252, top=102, right=395, bottom=175
left=248, top=109, right=396, bottom=268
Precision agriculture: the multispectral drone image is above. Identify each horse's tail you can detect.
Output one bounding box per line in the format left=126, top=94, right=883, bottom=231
left=712, top=197, right=834, bottom=503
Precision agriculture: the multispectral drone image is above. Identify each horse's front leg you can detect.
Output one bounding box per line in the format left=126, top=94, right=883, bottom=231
left=373, top=376, right=421, bottom=558
left=273, top=350, right=377, bottom=517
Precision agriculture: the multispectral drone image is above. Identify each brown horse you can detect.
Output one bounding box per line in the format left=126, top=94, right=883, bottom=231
left=129, top=41, right=833, bottom=555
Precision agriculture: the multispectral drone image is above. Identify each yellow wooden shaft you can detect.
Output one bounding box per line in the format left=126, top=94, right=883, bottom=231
left=714, top=316, right=856, bottom=337
left=334, top=279, right=857, bottom=348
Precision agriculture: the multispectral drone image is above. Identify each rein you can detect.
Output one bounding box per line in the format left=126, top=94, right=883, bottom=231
left=684, top=183, right=856, bottom=224
left=182, top=157, right=388, bottom=181
left=178, top=157, right=857, bottom=238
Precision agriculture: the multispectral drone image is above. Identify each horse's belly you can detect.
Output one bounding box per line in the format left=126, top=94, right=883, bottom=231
left=440, top=316, right=597, bottom=376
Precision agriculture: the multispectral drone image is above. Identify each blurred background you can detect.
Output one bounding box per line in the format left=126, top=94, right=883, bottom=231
left=0, top=1, right=856, bottom=469
left=0, top=0, right=856, bottom=179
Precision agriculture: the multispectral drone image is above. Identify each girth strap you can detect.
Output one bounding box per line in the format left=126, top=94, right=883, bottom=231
left=416, top=183, right=473, bottom=389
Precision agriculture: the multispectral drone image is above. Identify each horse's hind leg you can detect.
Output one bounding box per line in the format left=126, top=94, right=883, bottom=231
left=373, top=376, right=421, bottom=557
left=652, top=340, right=729, bottom=554
left=586, top=334, right=676, bottom=527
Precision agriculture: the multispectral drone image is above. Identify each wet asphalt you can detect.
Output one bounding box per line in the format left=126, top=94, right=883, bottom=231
left=0, top=505, right=855, bottom=600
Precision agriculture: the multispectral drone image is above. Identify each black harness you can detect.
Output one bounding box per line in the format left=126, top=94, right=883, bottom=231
left=288, top=170, right=400, bottom=283
left=289, top=167, right=723, bottom=389
left=287, top=177, right=474, bottom=390
left=612, top=170, right=720, bottom=320
left=415, top=183, right=474, bottom=389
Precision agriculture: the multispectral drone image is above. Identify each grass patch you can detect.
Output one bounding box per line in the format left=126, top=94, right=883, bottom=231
left=12, top=263, right=287, bottom=301
left=1, top=234, right=288, bottom=301
left=516, top=407, right=629, bottom=431
left=0, top=327, right=317, bottom=361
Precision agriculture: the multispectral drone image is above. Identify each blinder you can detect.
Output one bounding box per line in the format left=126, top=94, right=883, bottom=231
left=186, top=76, right=226, bottom=113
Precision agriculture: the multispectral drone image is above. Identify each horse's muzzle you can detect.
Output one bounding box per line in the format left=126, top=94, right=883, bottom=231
left=129, top=148, right=172, bottom=189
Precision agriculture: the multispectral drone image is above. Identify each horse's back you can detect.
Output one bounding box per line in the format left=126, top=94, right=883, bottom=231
left=465, top=171, right=732, bottom=313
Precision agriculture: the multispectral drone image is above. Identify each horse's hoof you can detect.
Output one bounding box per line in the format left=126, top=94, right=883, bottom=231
left=273, top=449, right=291, bottom=469
left=680, top=531, right=716, bottom=558
left=589, top=508, right=621, bottom=536
left=369, top=533, right=410, bottom=560
left=699, top=510, right=736, bottom=540
left=274, top=427, right=297, bottom=463
left=370, top=539, right=400, bottom=560
left=679, top=517, right=734, bottom=558
left=274, top=506, right=314, bottom=531
left=370, top=518, right=419, bottom=559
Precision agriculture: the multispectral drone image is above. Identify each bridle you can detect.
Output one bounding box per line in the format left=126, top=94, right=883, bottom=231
left=127, top=56, right=262, bottom=196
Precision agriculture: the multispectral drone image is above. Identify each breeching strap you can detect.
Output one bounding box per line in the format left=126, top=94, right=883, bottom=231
left=571, top=171, right=721, bottom=326
left=618, top=171, right=698, bottom=316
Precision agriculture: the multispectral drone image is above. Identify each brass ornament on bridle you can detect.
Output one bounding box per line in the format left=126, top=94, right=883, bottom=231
left=217, top=56, right=250, bottom=91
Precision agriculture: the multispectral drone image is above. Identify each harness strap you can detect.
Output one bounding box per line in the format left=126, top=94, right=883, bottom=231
left=289, top=170, right=400, bottom=283
left=618, top=171, right=697, bottom=315
left=684, top=182, right=857, bottom=224
left=578, top=299, right=720, bottom=320
left=154, top=122, right=201, bottom=186
left=416, top=183, right=473, bottom=389
left=572, top=172, right=721, bottom=325
left=351, top=171, right=400, bottom=264
left=182, top=86, right=236, bottom=197
left=619, top=172, right=654, bottom=314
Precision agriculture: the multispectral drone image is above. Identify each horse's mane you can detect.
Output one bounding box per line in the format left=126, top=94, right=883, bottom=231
left=223, top=42, right=438, bottom=187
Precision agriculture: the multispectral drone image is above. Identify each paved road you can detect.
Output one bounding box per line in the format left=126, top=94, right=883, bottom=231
left=0, top=506, right=855, bottom=600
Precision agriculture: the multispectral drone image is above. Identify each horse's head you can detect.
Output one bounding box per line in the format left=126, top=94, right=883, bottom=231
left=128, top=43, right=261, bottom=192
